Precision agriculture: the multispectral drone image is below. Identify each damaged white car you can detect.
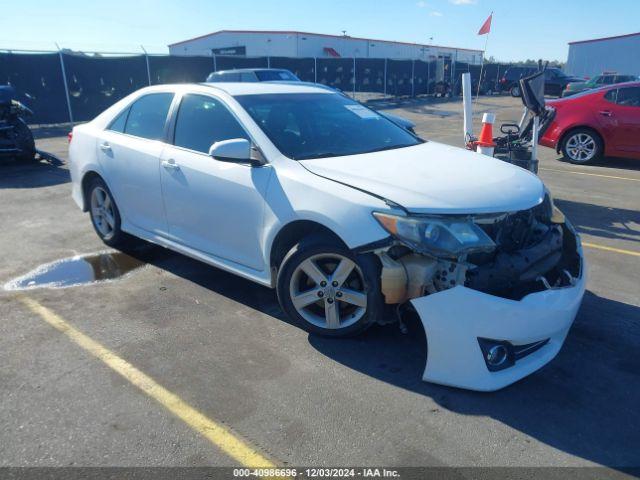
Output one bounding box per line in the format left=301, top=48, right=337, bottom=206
left=69, top=83, right=586, bottom=391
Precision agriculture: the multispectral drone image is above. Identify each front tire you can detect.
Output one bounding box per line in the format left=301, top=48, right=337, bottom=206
left=276, top=237, right=382, bottom=337
left=87, top=177, right=127, bottom=247
left=561, top=128, right=603, bottom=165
left=510, top=85, right=521, bottom=97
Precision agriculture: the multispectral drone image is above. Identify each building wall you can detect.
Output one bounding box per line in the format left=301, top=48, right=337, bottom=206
left=168, top=32, right=482, bottom=64
left=566, top=35, right=640, bottom=78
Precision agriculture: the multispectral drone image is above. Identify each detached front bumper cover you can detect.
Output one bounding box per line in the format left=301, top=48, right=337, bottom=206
left=411, top=235, right=586, bottom=392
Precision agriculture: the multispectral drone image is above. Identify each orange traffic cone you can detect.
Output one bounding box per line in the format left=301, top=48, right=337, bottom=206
left=475, top=113, right=496, bottom=156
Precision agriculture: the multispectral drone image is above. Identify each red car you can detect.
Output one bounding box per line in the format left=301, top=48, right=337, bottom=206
left=540, top=81, right=640, bottom=164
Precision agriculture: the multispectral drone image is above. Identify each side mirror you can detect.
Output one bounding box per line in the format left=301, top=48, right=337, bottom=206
left=208, top=138, right=263, bottom=166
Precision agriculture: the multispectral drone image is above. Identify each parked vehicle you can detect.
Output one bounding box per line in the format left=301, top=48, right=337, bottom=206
left=562, top=73, right=638, bottom=97
left=500, top=67, right=581, bottom=98
left=69, top=83, right=585, bottom=391
left=0, top=85, right=36, bottom=162
left=540, top=82, right=640, bottom=164
left=206, top=68, right=300, bottom=83
left=206, top=68, right=417, bottom=134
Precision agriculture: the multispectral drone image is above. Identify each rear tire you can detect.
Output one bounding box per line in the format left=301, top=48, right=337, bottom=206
left=510, top=85, right=521, bottom=97
left=87, top=176, right=128, bottom=248
left=561, top=128, right=603, bottom=165
left=276, top=236, right=383, bottom=337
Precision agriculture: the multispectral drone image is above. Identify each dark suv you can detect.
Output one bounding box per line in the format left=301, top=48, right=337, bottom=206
left=500, top=67, right=581, bottom=97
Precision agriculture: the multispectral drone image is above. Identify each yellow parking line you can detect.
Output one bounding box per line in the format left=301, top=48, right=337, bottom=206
left=17, top=296, right=276, bottom=468
left=582, top=242, right=640, bottom=257
left=539, top=168, right=640, bottom=182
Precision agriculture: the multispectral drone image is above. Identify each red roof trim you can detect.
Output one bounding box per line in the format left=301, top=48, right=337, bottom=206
left=569, top=31, right=640, bottom=46
left=168, top=29, right=482, bottom=53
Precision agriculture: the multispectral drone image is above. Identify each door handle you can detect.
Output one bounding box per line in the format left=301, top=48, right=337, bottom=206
left=99, top=142, right=112, bottom=152
left=599, top=110, right=613, bottom=117
left=161, top=159, right=180, bottom=170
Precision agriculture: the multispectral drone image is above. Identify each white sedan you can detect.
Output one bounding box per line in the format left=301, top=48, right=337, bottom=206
left=68, top=82, right=585, bottom=391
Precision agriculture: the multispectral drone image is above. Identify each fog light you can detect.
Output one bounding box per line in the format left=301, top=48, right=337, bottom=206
left=486, top=345, right=509, bottom=367
left=477, top=338, right=515, bottom=372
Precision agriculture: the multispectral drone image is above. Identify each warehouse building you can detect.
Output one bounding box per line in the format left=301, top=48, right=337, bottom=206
left=566, top=32, right=640, bottom=79
left=168, top=30, right=483, bottom=64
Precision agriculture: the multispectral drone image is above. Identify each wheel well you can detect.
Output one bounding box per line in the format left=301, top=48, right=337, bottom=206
left=80, top=171, right=103, bottom=211
left=557, top=126, right=604, bottom=154
left=270, top=220, right=346, bottom=269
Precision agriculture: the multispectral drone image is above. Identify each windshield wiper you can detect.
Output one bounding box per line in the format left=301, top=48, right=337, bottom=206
left=296, top=152, right=344, bottom=160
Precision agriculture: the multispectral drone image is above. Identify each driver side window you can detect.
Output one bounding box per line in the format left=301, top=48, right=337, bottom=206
left=173, top=94, right=249, bottom=154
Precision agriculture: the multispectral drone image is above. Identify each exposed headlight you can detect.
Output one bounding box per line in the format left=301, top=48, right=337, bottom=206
left=373, top=212, right=496, bottom=257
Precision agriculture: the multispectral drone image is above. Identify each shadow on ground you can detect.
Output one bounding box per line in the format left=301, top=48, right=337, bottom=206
left=127, top=243, right=640, bottom=468
left=555, top=155, right=640, bottom=172
left=0, top=157, right=69, bottom=189
left=555, top=198, right=640, bottom=244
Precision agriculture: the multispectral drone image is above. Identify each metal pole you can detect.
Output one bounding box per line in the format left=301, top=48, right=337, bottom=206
left=462, top=72, right=473, bottom=143
left=213, top=53, right=217, bottom=72
left=314, top=57, right=317, bottom=83
left=55, top=43, right=74, bottom=124
left=141, top=45, right=151, bottom=85
left=353, top=57, right=356, bottom=99
left=427, top=59, right=431, bottom=94
left=411, top=59, right=415, bottom=97
left=383, top=58, right=387, bottom=97
left=267, top=56, right=270, bottom=68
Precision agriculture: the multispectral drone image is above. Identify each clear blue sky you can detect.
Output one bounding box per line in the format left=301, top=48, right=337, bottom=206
left=2, top=0, right=639, bottom=61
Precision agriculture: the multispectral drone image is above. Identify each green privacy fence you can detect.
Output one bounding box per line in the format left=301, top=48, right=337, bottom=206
left=0, top=50, right=515, bottom=125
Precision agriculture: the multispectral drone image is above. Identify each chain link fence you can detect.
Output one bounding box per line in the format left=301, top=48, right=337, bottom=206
left=0, top=50, right=518, bottom=125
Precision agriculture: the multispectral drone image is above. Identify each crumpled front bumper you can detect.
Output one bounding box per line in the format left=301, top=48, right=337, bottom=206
left=411, top=248, right=586, bottom=392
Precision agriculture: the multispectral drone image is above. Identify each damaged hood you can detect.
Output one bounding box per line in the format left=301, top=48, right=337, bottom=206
left=299, top=141, right=545, bottom=214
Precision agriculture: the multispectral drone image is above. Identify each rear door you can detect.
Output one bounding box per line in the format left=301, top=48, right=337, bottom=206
left=96, top=92, right=174, bottom=235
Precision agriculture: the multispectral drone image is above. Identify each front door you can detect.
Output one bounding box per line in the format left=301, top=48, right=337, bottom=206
left=159, top=93, right=272, bottom=270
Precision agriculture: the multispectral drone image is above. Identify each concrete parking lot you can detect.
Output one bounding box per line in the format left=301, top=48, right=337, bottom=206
left=1, top=95, right=638, bottom=473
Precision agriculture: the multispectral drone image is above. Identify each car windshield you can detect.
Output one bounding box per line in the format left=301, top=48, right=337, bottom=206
left=255, top=70, right=299, bottom=82
left=235, top=93, right=422, bottom=160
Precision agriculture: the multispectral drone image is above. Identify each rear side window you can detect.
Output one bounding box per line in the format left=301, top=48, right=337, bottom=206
left=124, top=93, right=174, bottom=140
left=604, top=89, right=618, bottom=103
left=108, top=108, right=129, bottom=133
left=173, top=94, right=249, bottom=153
left=616, top=87, right=640, bottom=107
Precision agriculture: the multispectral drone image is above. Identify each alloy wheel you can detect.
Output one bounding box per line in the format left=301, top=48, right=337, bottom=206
left=90, top=186, right=116, bottom=239
left=289, top=253, right=367, bottom=330
left=566, top=133, right=596, bottom=163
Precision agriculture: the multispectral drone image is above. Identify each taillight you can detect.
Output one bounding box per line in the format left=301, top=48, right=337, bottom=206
left=68, top=131, right=73, bottom=143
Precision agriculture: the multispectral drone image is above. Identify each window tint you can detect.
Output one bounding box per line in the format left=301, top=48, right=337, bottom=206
left=173, top=94, right=249, bottom=153
left=240, top=72, right=257, bottom=82
left=604, top=89, right=618, bottom=103
left=255, top=70, right=299, bottom=82
left=108, top=107, right=129, bottom=133
left=616, top=87, right=640, bottom=107
left=236, top=93, right=421, bottom=160
left=124, top=93, right=174, bottom=140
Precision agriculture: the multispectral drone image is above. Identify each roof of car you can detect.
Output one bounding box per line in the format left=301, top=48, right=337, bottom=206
left=210, top=68, right=291, bottom=74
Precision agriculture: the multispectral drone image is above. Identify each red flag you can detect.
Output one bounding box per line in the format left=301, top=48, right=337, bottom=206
left=478, top=13, right=492, bottom=35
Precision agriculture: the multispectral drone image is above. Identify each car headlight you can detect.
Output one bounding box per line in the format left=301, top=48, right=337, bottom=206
left=373, top=212, right=496, bottom=257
